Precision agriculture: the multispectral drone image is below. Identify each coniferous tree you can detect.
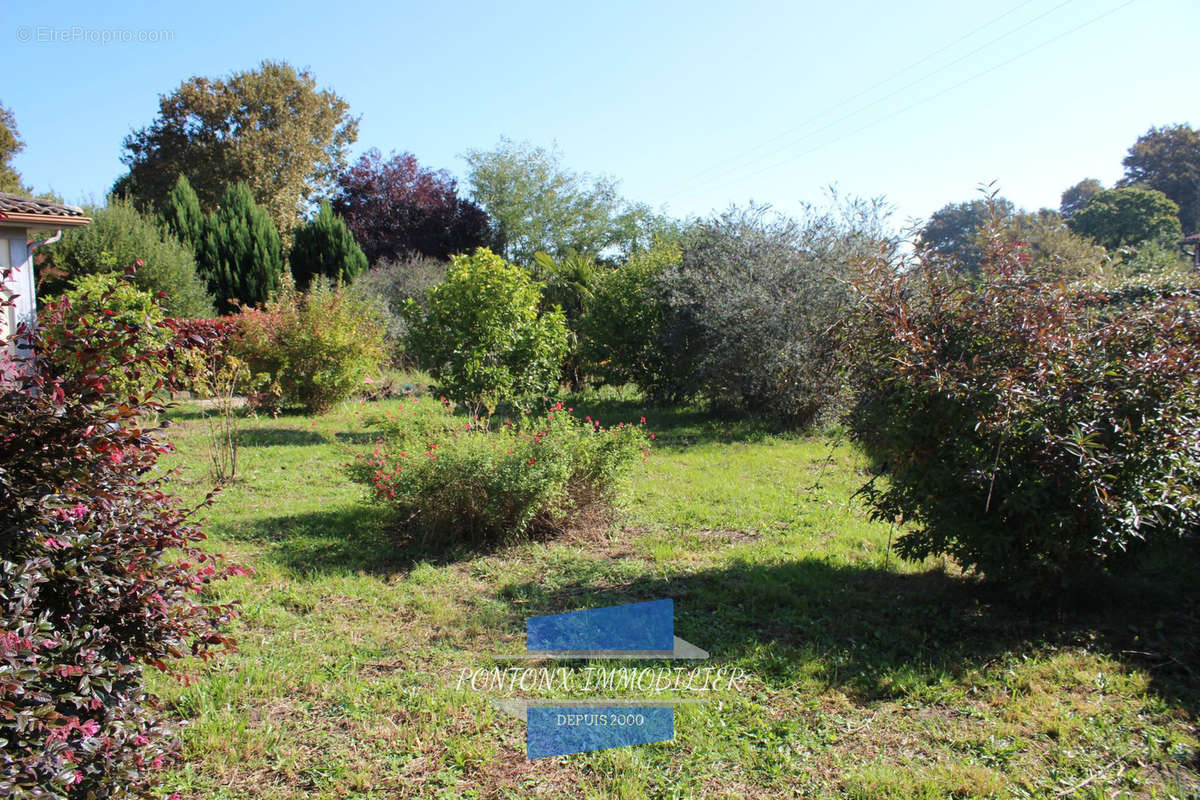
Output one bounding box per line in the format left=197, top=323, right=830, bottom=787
left=201, top=183, right=283, bottom=312
left=162, top=174, right=206, bottom=249
left=288, top=200, right=367, bottom=289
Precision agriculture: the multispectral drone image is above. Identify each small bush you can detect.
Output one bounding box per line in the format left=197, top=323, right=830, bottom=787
left=848, top=226, right=1200, bottom=589
left=402, top=248, right=568, bottom=416
left=353, top=399, right=650, bottom=542
left=1, top=280, right=237, bottom=798
left=39, top=196, right=214, bottom=317
left=38, top=268, right=173, bottom=403
left=234, top=277, right=387, bottom=414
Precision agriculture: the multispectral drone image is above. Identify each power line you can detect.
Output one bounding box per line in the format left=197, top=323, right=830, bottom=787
left=671, top=0, right=1081, bottom=201
left=672, top=0, right=1139, bottom=208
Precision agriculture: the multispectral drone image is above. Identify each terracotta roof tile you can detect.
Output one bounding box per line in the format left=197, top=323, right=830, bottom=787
left=0, top=192, right=86, bottom=218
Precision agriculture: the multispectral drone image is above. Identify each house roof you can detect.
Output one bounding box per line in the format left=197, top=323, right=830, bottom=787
left=1182, top=232, right=1200, bottom=243
left=0, top=192, right=91, bottom=228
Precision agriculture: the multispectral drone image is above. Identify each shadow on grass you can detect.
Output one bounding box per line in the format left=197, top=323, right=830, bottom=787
left=548, top=394, right=796, bottom=449
left=489, top=549, right=1200, bottom=717
left=237, top=427, right=329, bottom=447
left=235, top=504, right=491, bottom=577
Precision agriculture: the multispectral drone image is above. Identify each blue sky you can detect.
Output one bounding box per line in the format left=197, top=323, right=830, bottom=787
left=3, top=0, right=1197, bottom=228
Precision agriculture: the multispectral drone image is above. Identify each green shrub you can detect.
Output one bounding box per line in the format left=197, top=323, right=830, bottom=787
left=402, top=248, right=568, bottom=416
left=39, top=270, right=173, bottom=402
left=161, top=173, right=206, bottom=250
left=848, top=227, right=1200, bottom=590
left=354, top=254, right=449, bottom=367
left=663, top=200, right=890, bottom=425
left=289, top=199, right=368, bottom=290
left=579, top=239, right=693, bottom=401
left=234, top=277, right=386, bottom=414
left=531, top=249, right=605, bottom=390
left=40, top=196, right=213, bottom=317
left=354, top=398, right=650, bottom=542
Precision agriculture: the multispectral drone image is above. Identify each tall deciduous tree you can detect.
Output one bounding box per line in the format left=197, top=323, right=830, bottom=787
left=331, top=149, right=488, bottom=264
left=463, top=137, right=658, bottom=265
left=118, top=61, right=358, bottom=237
left=0, top=102, right=30, bottom=194
left=1067, top=187, right=1182, bottom=250
left=1119, top=123, right=1200, bottom=234
left=289, top=200, right=367, bottom=289
left=200, top=183, right=283, bottom=312
left=1060, top=178, right=1104, bottom=218
left=919, top=196, right=1015, bottom=272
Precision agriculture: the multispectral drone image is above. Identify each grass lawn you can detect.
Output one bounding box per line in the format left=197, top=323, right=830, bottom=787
left=152, top=391, right=1199, bottom=799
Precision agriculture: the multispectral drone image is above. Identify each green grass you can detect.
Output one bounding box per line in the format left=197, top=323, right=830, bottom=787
left=152, top=390, right=1200, bottom=799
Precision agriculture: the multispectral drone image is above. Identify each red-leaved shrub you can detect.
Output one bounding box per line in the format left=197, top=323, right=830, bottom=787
left=1, top=272, right=238, bottom=797
left=848, top=223, right=1200, bottom=589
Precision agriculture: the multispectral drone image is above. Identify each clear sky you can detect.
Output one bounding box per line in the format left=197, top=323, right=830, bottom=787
left=3, top=0, right=1197, bottom=228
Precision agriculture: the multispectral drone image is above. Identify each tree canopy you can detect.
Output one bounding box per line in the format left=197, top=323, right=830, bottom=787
left=0, top=102, right=29, bottom=194
left=1119, top=123, right=1200, bottom=234
left=1067, top=186, right=1182, bottom=250
left=118, top=61, right=358, bottom=236
left=331, top=149, right=489, bottom=264
left=463, top=137, right=659, bottom=265
left=1060, top=178, right=1103, bottom=218
left=918, top=196, right=1015, bottom=272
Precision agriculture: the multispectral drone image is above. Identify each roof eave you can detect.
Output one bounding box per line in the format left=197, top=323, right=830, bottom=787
left=0, top=212, right=92, bottom=230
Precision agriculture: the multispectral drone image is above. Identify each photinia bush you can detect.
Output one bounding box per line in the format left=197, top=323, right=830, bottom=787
left=39, top=268, right=173, bottom=405
left=1, top=272, right=238, bottom=797
left=847, top=221, right=1200, bottom=589
left=352, top=398, right=650, bottom=543
left=162, top=316, right=243, bottom=397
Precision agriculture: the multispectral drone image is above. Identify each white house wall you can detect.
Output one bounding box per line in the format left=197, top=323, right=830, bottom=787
left=1, top=233, right=33, bottom=347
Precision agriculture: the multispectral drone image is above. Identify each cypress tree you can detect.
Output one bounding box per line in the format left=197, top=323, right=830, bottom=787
left=200, top=183, right=283, bottom=312
left=289, top=200, right=368, bottom=289
left=161, top=174, right=206, bottom=249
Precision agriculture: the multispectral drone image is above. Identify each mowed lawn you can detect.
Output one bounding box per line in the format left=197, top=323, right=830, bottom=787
left=152, top=392, right=1199, bottom=799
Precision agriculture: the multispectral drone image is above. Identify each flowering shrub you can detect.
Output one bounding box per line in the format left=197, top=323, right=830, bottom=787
left=353, top=399, right=650, bottom=542
left=234, top=277, right=387, bottom=414
left=1, top=280, right=237, bottom=797
left=848, top=224, right=1200, bottom=589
